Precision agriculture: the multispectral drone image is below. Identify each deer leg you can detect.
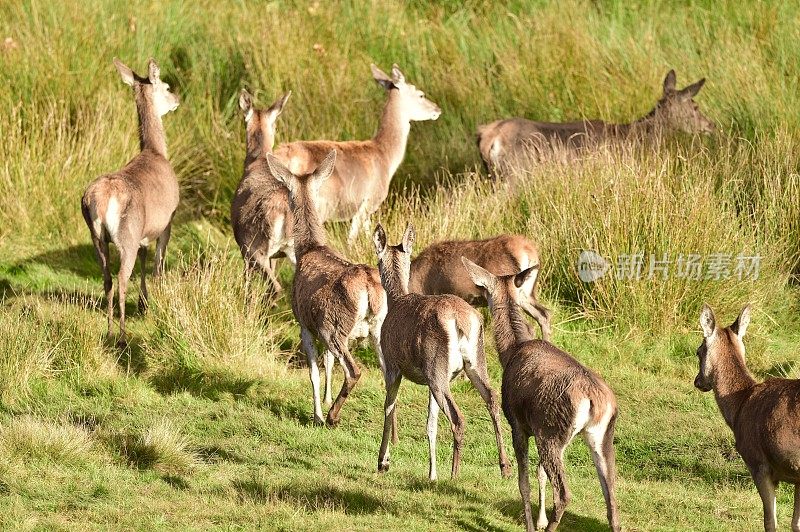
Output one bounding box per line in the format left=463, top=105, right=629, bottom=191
left=753, top=468, right=778, bottom=532
left=326, top=339, right=361, bottom=427
left=584, top=414, right=620, bottom=532
left=323, top=349, right=335, bottom=406
left=520, top=299, right=553, bottom=342
left=464, top=363, right=512, bottom=478
left=153, top=219, right=172, bottom=277
left=510, top=422, right=535, bottom=531
left=300, top=327, right=324, bottom=425
left=137, top=246, right=148, bottom=312
left=426, top=391, right=440, bottom=481
left=369, top=320, right=397, bottom=444
left=378, top=371, right=401, bottom=473
left=116, top=244, right=137, bottom=347
left=540, top=443, right=571, bottom=532
left=792, top=483, right=800, bottom=532
left=536, top=463, right=549, bottom=530
left=430, top=385, right=464, bottom=479
left=90, top=231, right=114, bottom=338
left=347, top=199, right=370, bottom=244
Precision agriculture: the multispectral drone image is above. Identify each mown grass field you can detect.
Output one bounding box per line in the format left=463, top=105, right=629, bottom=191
left=3, top=0, right=800, bottom=530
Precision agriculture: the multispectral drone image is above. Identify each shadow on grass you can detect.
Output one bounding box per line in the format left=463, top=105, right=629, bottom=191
left=496, top=498, right=608, bottom=532
left=149, top=365, right=260, bottom=401
left=232, top=480, right=390, bottom=514
left=11, top=244, right=102, bottom=281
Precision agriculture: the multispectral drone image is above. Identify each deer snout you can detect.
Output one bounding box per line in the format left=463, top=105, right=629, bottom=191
left=694, top=374, right=712, bottom=392
left=430, top=104, right=441, bottom=120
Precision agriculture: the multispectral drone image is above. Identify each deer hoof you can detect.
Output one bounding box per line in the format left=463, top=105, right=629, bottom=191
left=325, top=414, right=340, bottom=428
left=378, top=461, right=390, bottom=473
left=312, top=415, right=325, bottom=426
left=501, top=462, right=513, bottom=478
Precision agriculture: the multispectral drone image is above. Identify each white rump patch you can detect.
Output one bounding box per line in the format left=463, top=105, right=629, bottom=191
left=571, top=398, right=592, bottom=440
left=351, top=290, right=371, bottom=339
left=584, top=401, right=614, bottom=448
left=105, top=196, right=121, bottom=242
left=446, top=314, right=480, bottom=378
left=489, top=138, right=503, bottom=163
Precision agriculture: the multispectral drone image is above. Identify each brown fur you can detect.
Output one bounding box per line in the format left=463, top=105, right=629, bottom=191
left=265, top=150, right=387, bottom=427
left=231, top=90, right=292, bottom=293
left=373, top=224, right=511, bottom=481
left=273, top=64, right=440, bottom=243
left=696, top=305, right=800, bottom=532
left=463, top=258, right=620, bottom=532
left=410, top=234, right=552, bottom=340
left=477, top=70, right=714, bottom=178
left=81, top=58, right=180, bottom=345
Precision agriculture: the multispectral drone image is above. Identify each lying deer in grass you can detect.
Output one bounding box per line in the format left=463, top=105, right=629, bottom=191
left=477, top=69, right=714, bottom=175
left=231, top=89, right=292, bottom=293
left=410, top=234, right=552, bottom=341
left=463, top=258, right=620, bottom=531
left=273, top=64, right=440, bottom=243
left=265, top=150, right=387, bottom=426
left=373, top=224, right=511, bottom=481
left=81, top=58, right=180, bottom=346
left=697, top=305, right=800, bottom=532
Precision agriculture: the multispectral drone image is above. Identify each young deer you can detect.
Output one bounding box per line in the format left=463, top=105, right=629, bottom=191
left=273, top=64, right=440, bottom=243
left=231, top=89, right=292, bottom=293
left=373, top=224, right=511, bottom=481
left=410, top=234, right=552, bottom=341
left=477, top=69, right=714, bottom=175
left=696, top=305, right=800, bottom=532
left=463, top=258, right=620, bottom=532
left=265, top=150, right=387, bottom=426
left=81, top=58, right=180, bottom=345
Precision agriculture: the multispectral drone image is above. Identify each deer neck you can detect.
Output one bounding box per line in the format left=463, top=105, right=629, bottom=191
left=244, top=121, right=273, bottom=168
left=381, top=266, right=409, bottom=308
left=490, top=295, right=535, bottom=366
left=712, top=349, right=757, bottom=429
left=290, top=190, right=328, bottom=256
left=373, top=89, right=410, bottom=179
left=623, top=109, right=665, bottom=138
left=135, top=86, right=168, bottom=157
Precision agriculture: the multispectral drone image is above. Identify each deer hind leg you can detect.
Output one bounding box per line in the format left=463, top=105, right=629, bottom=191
left=426, top=391, right=440, bottom=481
left=347, top=199, right=371, bottom=244
left=326, top=337, right=361, bottom=427
left=509, top=421, right=535, bottom=531
left=519, top=299, right=552, bottom=343
left=89, top=230, right=114, bottom=338
left=536, top=463, right=549, bottom=530
left=539, top=442, right=572, bottom=532
left=464, top=361, right=511, bottom=478
left=584, top=412, right=620, bottom=532
left=429, top=384, right=464, bottom=479
left=116, top=243, right=138, bottom=346
left=300, top=327, right=325, bottom=425
left=792, top=483, right=800, bottom=532
left=153, top=218, right=173, bottom=277
left=137, top=246, right=148, bottom=312
left=323, top=349, right=335, bottom=406
left=378, top=371, right=401, bottom=473
left=752, top=467, right=778, bottom=532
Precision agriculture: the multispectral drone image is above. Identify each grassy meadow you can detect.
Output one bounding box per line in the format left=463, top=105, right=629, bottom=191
left=3, top=0, right=800, bottom=529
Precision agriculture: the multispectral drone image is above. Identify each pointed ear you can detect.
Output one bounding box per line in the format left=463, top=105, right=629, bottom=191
left=371, top=63, right=394, bottom=90
left=700, top=304, right=716, bottom=338
left=269, top=90, right=291, bottom=118
left=312, top=150, right=337, bottom=183
left=265, top=154, right=296, bottom=191
left=373, top=224, right=387, bottom=258
left=114, top=58, right=135, bottom=86
left=663, top=69, right=677, bottom=94
left=390, top=64, right=405, bottom=85
left=461, top=257, right=495, bottom=289
left=401, top=223, right=415, bottom=254
left=679, top=78, right=706, bottom=100
left=731, top=305, right=751, bottom=339
left=514, top=264, right=540, bottom=289
left=148, top=58, right=161, bottom=83
left=239, top=89, right=253, bottom=118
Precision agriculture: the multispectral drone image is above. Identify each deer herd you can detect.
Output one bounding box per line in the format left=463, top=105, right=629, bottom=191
left=77, top=57, right=800, bottom=531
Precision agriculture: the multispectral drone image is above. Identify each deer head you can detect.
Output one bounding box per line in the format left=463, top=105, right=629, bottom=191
left=371, top=63, right=441, bottom=122
left=373, top=222, right=415, bottom=296
left=651, top=69, right=714, bottom=135
left=695, top=304, right=751, bottom=392
left=114, top=58, right=179, bottom=116
left=239, top=89, right=291, bottom=154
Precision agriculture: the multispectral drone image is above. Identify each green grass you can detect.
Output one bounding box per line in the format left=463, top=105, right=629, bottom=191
left=3, top=0, right=800, bottom=530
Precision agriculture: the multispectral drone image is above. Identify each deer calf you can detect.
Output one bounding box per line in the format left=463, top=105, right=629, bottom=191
left=697, top=305, right=800, bottom=532
left=477, top=69, right=714, bottom=176
left=410, top=234, right=552, bottom=341
left=231, top=89, right=292, bottom=293
left=463, top=258, right=620, bottom=531
left=373, top=224, right=511, bottom=481
left=265, top=150, right=387, bottom=426
left=81, top=58, right=180, bottom=345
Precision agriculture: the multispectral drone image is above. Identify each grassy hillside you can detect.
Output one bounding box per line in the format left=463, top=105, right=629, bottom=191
left=2, top=0, right=800, bottom=530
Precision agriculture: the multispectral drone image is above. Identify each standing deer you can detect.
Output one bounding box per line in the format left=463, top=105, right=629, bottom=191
left=463, top=258, right=620, bottom=532
left=231, top=89, right=292, bottom=293
left=265, top=150, right=387, bottom=426
left=81, top=58, right=180, bottom=346
left=273, top=63, right=440, bottom=243
left=696, top=304, right=800, bottom=532
left=410, top=234, right=552, bottom=341
left=477, top=69, right=714, bottom=175
left=373, top=223, right=511, bottom=481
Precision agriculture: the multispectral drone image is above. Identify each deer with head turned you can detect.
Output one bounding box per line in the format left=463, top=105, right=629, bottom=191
left=373, top=223, right=511, bottom=481
left=81, top=58, right=180, bottom=346
left=463, top=258, right=620, bottom=532
left=273, top=63, right=440, bottom=243
left=477, top=69, right=714, bottom=176
left=410, top=234, right=552, bottom=341
left=265, top=150, right=387, bottom=427
left=697, top=304, right=800, bottom=532
left=231, top=89, right=292, bottom=293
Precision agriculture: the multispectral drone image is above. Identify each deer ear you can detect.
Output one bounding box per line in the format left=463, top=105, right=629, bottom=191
left=114, top=58, right=135, bottom=86
left=514, top=264, right=540, bottom=289
left=239, top=89, right=253, bottom=117
left=270, top=91, right=291, bottom=117
left=663, top=69, right=677, bottom=94
left=373, top=224, right=387, bottom=258
left=266, top=154, right=296, bottom=192
left=391, top=64, right=405, bottom=85
left=679, top=78, right=705, bottom=100
left=148, top=58, right=161, bottom=83
left=700, top=304, right=716, bottom=338
left=312, top=150, right=337, bottom=183
left=461, top=257, right=495, bottom=289
left=732, top=305, right=751, bottom=339
left=371, top=63, right=394, bottom=90
left=401, top=223, right=415, bottom=254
